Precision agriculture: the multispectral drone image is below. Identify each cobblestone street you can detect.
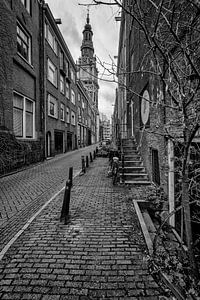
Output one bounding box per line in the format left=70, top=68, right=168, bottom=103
left=0, top=145, right=97, bottom=253
left=0, top=153, right=162, bottom=299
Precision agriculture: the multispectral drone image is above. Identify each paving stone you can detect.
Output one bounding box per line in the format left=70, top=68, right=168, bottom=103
left=0, top=156, right=162, bottom=299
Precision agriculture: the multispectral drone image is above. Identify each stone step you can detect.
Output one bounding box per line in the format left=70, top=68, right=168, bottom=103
left=120, top=173, right=148, bottom=180
left=124, top=155, right=141, bottom=160
left=122, top=180, right=151, bottom=185
left=119, top=166, right=145, bottom=173
left=120, top=160, right=143, bottom=167
left=123, top=150, right=139, bottom=155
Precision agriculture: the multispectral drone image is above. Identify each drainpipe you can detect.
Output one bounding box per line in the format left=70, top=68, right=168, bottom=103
left=168, top=138, right=175, bottom=227
left=40, top=0, right=46, bottom=159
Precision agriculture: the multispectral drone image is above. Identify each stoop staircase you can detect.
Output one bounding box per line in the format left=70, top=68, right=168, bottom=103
left=119, top=138, right=151, bottom=185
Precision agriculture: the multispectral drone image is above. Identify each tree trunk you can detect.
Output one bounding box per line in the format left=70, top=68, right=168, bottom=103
left=182, top=150, right=199, bottom=279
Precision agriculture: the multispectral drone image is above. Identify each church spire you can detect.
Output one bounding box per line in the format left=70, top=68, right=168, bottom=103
left=81, top=10, right=94, bottom=59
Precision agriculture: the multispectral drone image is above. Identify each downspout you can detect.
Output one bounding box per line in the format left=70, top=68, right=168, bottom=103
left=168, top=138, right=175, bottom=227
left=40, top=0, right=46, bottom=159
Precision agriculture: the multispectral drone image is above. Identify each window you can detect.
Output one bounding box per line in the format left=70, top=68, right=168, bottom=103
left=21, top=0, right=31, bottom=14
left=60, top=75, right=64, bottom=94
left=65, top=60, right=69, bottom=77
left=13, top=92, right=35, bottom=139
left=17, top=23, right=31, bottom=63
left=152, top=149, right=160, bottom=185
left=66, top=81, right=69, bottom=99
left=59, top=50, right=64, bottom=69
left=47, top=59, right=57, bottom=87
left=60, top=103, right=64, bottom=121
left=71, top=89, right=75, bottom=105
left=71, top=69, right=75, bottom=82
left=71, top=111, right=76, bottom=125
left=45, top=23, right=58, bottom=55
left=66, top=107, right=70, bottom=123
left=82, top=99, right=85, bottom=109
left=48, top=94, right=58, bottom=118
left=78, top=107, right=81, bottom=122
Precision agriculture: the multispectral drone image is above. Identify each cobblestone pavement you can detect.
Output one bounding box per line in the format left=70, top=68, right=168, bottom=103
left=0, top=145, right=98, bottom=253
left=0, top=157, right=163, bottom=299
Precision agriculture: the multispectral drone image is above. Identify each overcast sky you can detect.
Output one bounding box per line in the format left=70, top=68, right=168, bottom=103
left=45, top=0, right=120, bottom=119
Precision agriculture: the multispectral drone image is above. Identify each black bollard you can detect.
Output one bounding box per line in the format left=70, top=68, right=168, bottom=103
left=96, top=147, right=98, bottom=154
left=90, top=152, right=93, bottom=163
left=81, top=155, right=86, bottom=173
left=60, top=180, right=71, bottom=224
left=86, top=155, right=89, bottom=168
left=69, top=167, right=73, bottom=187
left=93, top=150, right=96, bottom=159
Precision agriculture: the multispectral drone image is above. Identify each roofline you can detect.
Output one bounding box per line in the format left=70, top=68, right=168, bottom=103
left=44, top=3, right=76, bottom=69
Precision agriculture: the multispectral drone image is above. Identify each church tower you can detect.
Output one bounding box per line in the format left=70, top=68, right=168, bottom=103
left=78, top=11, right=99, bottom=110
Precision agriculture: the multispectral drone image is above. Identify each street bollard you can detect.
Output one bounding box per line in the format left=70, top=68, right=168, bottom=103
left=86, top=155, right=89, bottom=168
left=122, top=153, right=125, bottom=183
left=90, top=152, right=93, bottom=163
left=96, top=147, right=98, bottom=154
left=69, top=167, right=73, bottom=187
left=60, top=180, right=71, bottom=224
left=93, top=150, right=96, bottom=159
left=81, top=155, right=86, bottom=173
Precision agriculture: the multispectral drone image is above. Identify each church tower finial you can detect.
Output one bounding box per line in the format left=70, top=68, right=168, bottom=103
left=87, top=5, right=90, bottom=24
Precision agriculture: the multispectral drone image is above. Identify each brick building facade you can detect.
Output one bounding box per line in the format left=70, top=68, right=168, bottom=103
left=43, top=4, right=78, bottom=157
left=0, top=0, right=43, bottom=174
left=0, top=0, right=98, bottom=174
left=114, top=1, right=200, bottom=232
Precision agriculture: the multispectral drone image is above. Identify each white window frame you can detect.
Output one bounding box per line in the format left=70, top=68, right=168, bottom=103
left=48, top=94, right=58, bottom=119
left=71, top=69, right=75, bottom=83
left=66, top=81, right=69, bottom=99
left=71, top=89, right=75, bottom=105
left=45, top=23, right=58, bottom=55
left=60, top=103, right=65, bottom=121
left=21, top=0, right=31, bottom=14
left=66, top=107, right=70, bottom=123
left=47, top=58, right=57, bottom=87
left=82, top=99, right=85, bottom=109
left=60, top=74, right=65, bottom=94
left=17, top=23, right=32, bottom=64
left=13, top=92, right=35, bottom=139
left=71, top=111, right=76, bottom=126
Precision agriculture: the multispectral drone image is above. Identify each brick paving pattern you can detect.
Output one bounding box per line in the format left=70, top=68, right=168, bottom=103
left=0, top=157, right=162, bottom=299
left=0, top=146, right=97, bottom=253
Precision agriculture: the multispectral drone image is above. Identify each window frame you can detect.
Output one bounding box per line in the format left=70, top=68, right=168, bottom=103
left=48, top=93, right=58, bottom=119
left=45, top=22, right=58, bottom=55
left=20, top=0, right=31, bottom=14
left=17, top=22, right=32, bottom=64
left=71, top=89, right=75, bottom=105
left=60, top=103, right=65, bottom=121
left=47, top=58, right=58, bottom=87
left=66, top=107, right=70, bottom=123
left=60, top=74, right=65, bottom=94
left=13, top=91, right=35, bottom=139
left=66, top=81, right=70, bottom=99
left=71, top=110, right=76, bottom=126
